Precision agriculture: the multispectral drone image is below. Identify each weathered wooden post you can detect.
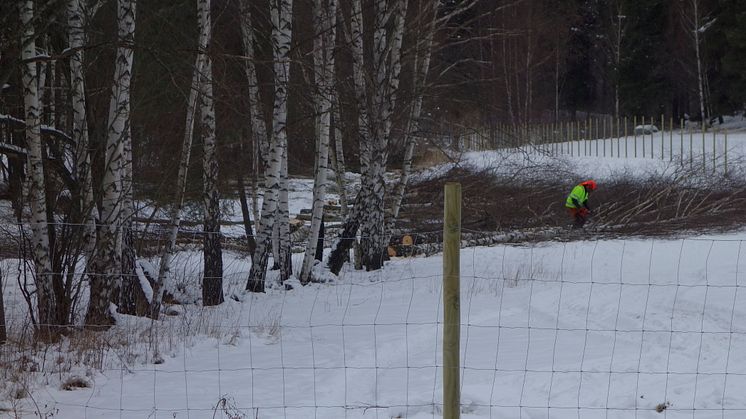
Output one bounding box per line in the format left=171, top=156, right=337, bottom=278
left=624, top=116, right=628, bottom=158
left=690, top=126, right=694, bottom=169
left=650, top=116, right=652, bottom=159
left=669, top=117, right=673, bottom=161
left=725, top=129, right=728, bottom=176
left=702, top=126, right=706, bottom=173
left=634, top=116, right=639, bottom=158
left=713, top=129, right=717, bottom=174
left=661, top=114, right=665, bottom=159
left=443, top=182, right=461, bottom=419
left=680, top=119, right=684, bottom=165
left=602, top=117, right=607, bottom=157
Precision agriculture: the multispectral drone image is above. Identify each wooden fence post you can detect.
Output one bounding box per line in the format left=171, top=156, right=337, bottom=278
left=625, top=116, right=628, bottom=158
left=648, top=117, right=652, bottom=158
left=609, top=116, right=619, bottom=157
left=603, top=117, right=607, bottom=157
left=702, top=126, right=706, bottom=173
left=635, top=116, right=639, bottom=158
left=725, top=128, right=728, bottom=176
left=595, top=118, right=599, bottom=157
left=713, top=130, right=717, bottom=174
left=690, top=126, right=694, bottom=169
left=669, top=117, right=673, bottom=161
left=443, top=182, right=461, bottom=419
left=680, top=119, right=684, bottom=165
left=661, top=114, right=665, bottom=159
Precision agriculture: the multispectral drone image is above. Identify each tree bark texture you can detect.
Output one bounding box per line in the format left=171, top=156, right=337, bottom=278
left=239, top=0, right=270, bottom=167
left=246, top=0, right=293, bottom=292
left=199, top=0, right=224, bottom=306
left=0, top=266, right=5, bottom=344
left=20, top=0, right=58, bottom=339
left=67, top=0, right=98, bottom=262
left=300, top=0, right=337, bottom=284
left=389, top=1, right=436, bottom=228
left=86, top=0, right=136, bottom=329
left=358, top=0, right=408, bottom=271
left=152, top=15, right=208, bottom=318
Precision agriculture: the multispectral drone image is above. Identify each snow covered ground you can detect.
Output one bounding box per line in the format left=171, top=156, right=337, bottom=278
left=6, top=235, right=746, bottom=418
left=4, top=124, right=746, bottom=418
left=453, top=129, right=746, bottom=183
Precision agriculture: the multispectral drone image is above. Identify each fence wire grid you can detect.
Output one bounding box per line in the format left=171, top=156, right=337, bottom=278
left=2, top=232, right=746, bottom=419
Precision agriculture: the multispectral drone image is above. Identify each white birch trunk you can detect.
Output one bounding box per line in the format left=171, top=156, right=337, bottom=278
left=119, top=80, right=138, bottom=314
left=238, top=0, right=267, bottom=256
left=331, top=92, right=348, bottom=216
left=389, top=3, right=436, bottom=224
left=246, top=0, right=293, bottom=291
left=86, top=0, right=136, bottom=328
left=327, top=0, right=368, bottom=273
left=328, top=0, right=408, bottom=272
left=20, top=0, right=57, bottom=337
left=239, top=0, right=269, bottom=168
left=68, top=0, right=98, bottom=260
left=199, top=0, right=223, bottom=306
left=359, top=0, right=408, bottom=270
left=691, top=0, right=707, bottom=127
left=278, top=146, right=291, bottom=280
left=0, top=267, right=5, bottom=344
left=300, top=0, right=337, bottom=284
left=152, top=10, right=208, bottom=318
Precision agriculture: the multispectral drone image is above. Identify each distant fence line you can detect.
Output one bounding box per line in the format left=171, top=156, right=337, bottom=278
left=443, top=115, right=731, bottom=175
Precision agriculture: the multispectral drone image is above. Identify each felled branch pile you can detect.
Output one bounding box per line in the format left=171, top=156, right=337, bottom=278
left=394, top=165, right=746, bottom=248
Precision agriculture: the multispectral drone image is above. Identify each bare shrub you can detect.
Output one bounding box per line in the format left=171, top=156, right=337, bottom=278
left=60, top=376, right=90, bottom=391
left=400, top=163, right=746, bottom=244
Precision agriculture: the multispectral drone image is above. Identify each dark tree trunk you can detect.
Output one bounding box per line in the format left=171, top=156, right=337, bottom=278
left=118, top=228, right=149, bottom=316
left=203, top=201, right=224, bottom=306
left=237, top=176, right=257, bottom=256
left=315, top=215, right=324, bottom=262
left=359, top=175, right=386, bottom=271
left=328, top=192, right=363, bottom=274
left=0, top=266, right=6, bottom=345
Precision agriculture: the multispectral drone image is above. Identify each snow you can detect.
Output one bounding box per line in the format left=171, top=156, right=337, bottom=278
left=4, top=232, right=746, bottom=418
left=447, top=129, right=746, bottom=183
left=6, top=123, right=746, bottom=418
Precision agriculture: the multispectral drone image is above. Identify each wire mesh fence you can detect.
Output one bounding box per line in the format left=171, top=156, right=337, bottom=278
left=440, top=118, right=733, bottom=175
left=2, top=226, right=746, bottom=418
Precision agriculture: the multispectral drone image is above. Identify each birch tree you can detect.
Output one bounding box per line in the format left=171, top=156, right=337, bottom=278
left=327, top=0, right=410, bottom=274
left=238, top=0, right=268, bottom=256
left=330, top=93, right=348, bottom=216
left=152, top=0, right=209, bottom=319
left=246, top=0, right=293, bottom=292
left=603, top=2, right=626, bottom=118
left=68, top=0, right=97, bottom=259
left=277, top=146, right=291, bottom=280
left=389, top=1, right=437, bottom=225
left=19, top=0, right=58, bottom=338
left=199, top=0, right=223, bottom=306
left=86, top=0, right=136, bottom=328
left=0, top=266, right=5, bottom=344
left=299, top=0, right=337, bottom=284
left=326, top=0, right=372, bottom=274
left=361, top=0, right=408, bottom=270
left=680, top=0, right=712, bottom=127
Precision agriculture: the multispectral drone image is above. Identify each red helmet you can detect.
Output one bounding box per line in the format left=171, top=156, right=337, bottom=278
left=581, top=180, right=597, bottom=191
